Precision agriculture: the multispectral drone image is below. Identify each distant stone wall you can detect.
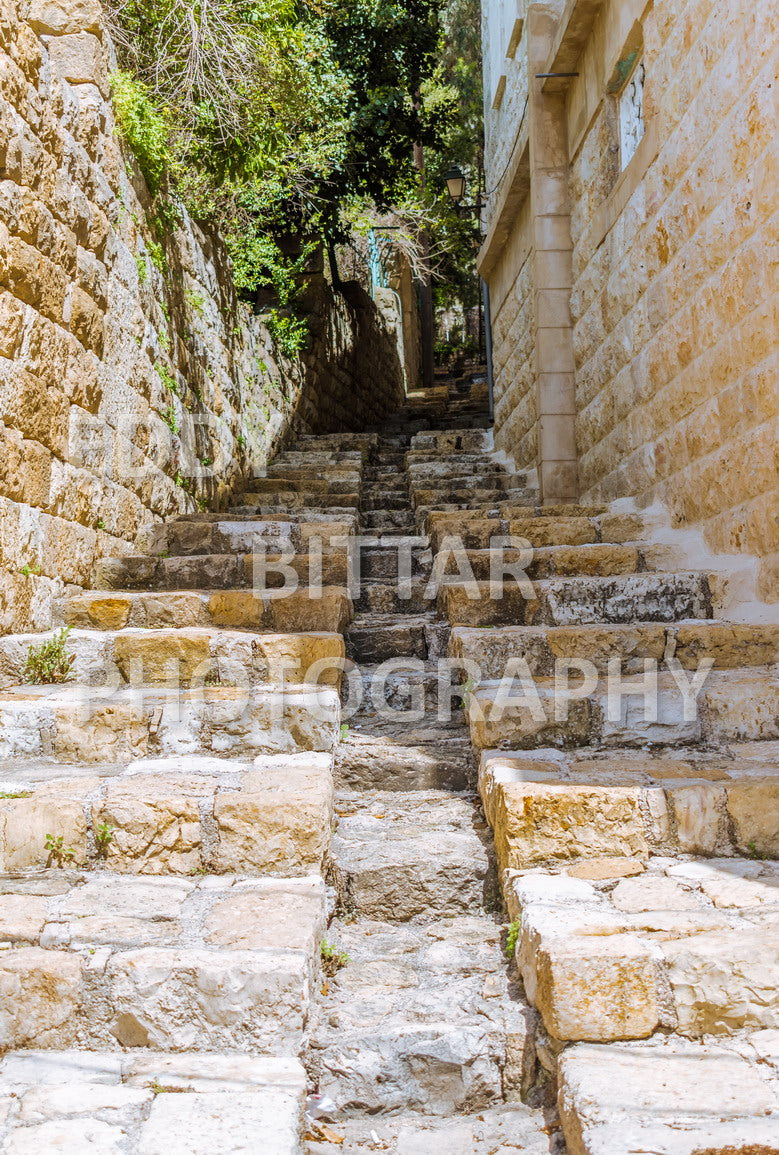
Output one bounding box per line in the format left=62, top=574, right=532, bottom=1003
left=479, top=0, right=778, bottom=598
left=0, top=0, right=403, bottom=633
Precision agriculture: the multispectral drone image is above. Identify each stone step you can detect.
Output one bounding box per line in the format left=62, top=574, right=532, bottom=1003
left=0, top=751, right=333, bottom=875
left=0, top=683, right=340, bottom=762
left=360, top=493, right=410, bottom=511
left=450, top=542, right=654, bottom=579
left=412, top=486, right=537, bottom=510
left=466, top=667, right=779, bottom=750
left=557, top=1036, right=779, bottom=1155
left=249, top=476, right=360, bottom=495
left=346, top=614, right=440, bottom=663
left=65, top=588, right=352, bottom=634
left=406, top=460, right=510, bottom=480
left=449, top=621, right=779, bottom=677
left=439, top=572, right=712, bottom=627
left=0, top=1050, right=307, bottom=1155
left=271, top=449, right=364, bottom=467
left=238, top=491, right=360, bottom=510
left=410, top=430, right=492, bottom=453
left=505, top=857, right=779, bottom=1044
left=479, top=741, right=779, bottom=872
left=361, top=544, right=431, bottom=581
left=354, top=578, right=430, bottom=615
left=306, top=1107, right=555, bottom=1154
left=329, top=792, right=494, bottom=921
left=0, top=628, right=345, bottom=690
left=335, top=730, right=472, bottom=792
left=140, top=515, right=356, bottom=556
left=294, top=433, right=378, bottom=453
left=0, top=873, right=325, bottom=1054
left=425, top=509, right=634, bottom=551
left=95, top=552, right=351, bottom=591
left=360, top=509, right=417, bottom=531
left=307, top=916, right=532, bottom=1117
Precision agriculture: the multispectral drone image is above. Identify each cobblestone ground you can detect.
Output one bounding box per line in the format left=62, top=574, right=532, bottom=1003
left=0, top=374, right=776, bottom=1152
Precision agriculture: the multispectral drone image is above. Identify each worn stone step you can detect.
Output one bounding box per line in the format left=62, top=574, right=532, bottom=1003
left=447, top=542, right=650, bottom=580
left=0, top=628, right=345, bottom=691
left=64, top=588, right=352, bottom=634
left=140, top=515, right=356, bottom=556
left=449, top=621, right=779, bottom=678
left=346, top=614, right=438, bottom=662
left=294, top=433, right=378, bottom=453
left=237, top=491, right=360, bottom=510
left=248, top=476, right=359, bottom=496
left=479, top=741, right=779, bottom=872
left=412, top=486, right=537, bottom=511
left=307, top=916, right=534, bottom=1116
left=0, top=1050, right=307, bottom=1154
left=360, top=509, right=417, bottom=531
left=406, top=459, right=510, bottom=480
left=425, top=510, right=641, bottom=551
left=361, top=544, right=431, bottom=581
left=335, top=730, right=472, bottom=791
left=506, top=858, right=779, bottom=1044
left=557, top=1035, right=779, bottom=1155
left=329, top=792, right=494, bottom=921
left=466, top=667, right=779, bottom=750
left=439, top=572, right=712, bottom=627
left=360, top=493, right=410, bottom=511
left=0, top=751, right=333, bottom=875
left=0, top=683, right=340, bottom=762
left=271, top=449, right=364, bottom=468
left=0, top=873, right=325, bottom=1054
left=354, top=579, right=430, bottom=615
left=96, top=551, right=352, bottom=592
left=410, top=430, right=492, bottom=453
left=306, top=1107, right=555, bottom=1154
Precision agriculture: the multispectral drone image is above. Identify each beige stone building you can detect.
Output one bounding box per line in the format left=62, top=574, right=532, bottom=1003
left=480, top=0, right=778, bottom=600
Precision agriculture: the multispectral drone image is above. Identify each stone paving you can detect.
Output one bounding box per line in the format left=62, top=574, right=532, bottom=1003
left=0, top=376, right=776, bottom=1151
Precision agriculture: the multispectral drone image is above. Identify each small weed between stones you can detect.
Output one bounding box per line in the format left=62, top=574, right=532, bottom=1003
left=21, top=628, right=75, bottom=684
left=321, top=940, right=350, bottom=977
left=505, top=919, right=520, bottom=960
left=45, top=834, right=76, bottom=867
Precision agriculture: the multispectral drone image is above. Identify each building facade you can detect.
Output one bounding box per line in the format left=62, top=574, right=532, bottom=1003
left=480, top=0, right=778, bottom=600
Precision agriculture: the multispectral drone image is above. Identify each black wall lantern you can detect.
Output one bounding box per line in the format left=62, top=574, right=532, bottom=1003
left=444, top=165, right=467, bottom=203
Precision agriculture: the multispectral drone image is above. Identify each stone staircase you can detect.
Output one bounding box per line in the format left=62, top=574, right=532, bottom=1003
left=0, top=380, right=776, bottom=1151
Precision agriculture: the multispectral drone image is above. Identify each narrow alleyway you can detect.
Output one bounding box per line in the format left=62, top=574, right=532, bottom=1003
left=0, top=373, right=776, bottom=1152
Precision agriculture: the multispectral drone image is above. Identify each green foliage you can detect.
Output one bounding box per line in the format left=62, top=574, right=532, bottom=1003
left=184, top=287, right=206, bottom=315
left=0, top=791, right=32, bottom=800
left=45, top=833, right=77, bottom=866
left=266, top=311, right=308, bottom=357
left=156, top=361, right=179, bottom=395
left=135, top=252, right=149, bottom=284
left=161, top=404, right=180, bottom=434
left=505, top=919, right=520, bottom=960
left=21, top=628, right=75, bottom=685
left=19, top=562, right=41, bottom=577
left=147, top=237, right=166, bottom=273
left=107, top=0, right=452, bottom=291
left=110, top=70, right=171, bottom=194
left=321, top=939, right=350, bottom=976
left=95, top=822, right=116, bottom=855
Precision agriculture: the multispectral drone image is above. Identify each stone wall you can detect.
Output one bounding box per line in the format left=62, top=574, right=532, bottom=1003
left=0, top=0, right=404, bottom=634
left=479, top=0, right=778, bottom=599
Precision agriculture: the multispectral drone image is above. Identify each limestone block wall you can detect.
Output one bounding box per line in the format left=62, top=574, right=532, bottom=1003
left=568, top=0, right=778, bottom=600
left=480, top=0, right=778, bottom=598
left=0, top=0, right=404, bottom=634
left=489, top=196, right=537, bottom=469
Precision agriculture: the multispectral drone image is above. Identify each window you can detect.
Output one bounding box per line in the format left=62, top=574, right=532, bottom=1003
left=618, top=57, right=645, bottom=169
